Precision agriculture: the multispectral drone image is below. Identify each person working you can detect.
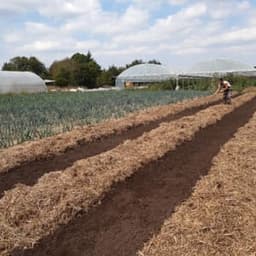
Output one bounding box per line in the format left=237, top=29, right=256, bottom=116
left=215, top=78, right=232, bottom=104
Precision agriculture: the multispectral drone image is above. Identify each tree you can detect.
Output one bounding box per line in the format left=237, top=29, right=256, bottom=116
left=49, top=58, right=75, bottom=86
left=125, top=59, right=144, bottom=69
left=29, top=57, right=49, bottom=78
left=125, top=59, right=162, bottom=69
left=97, top=65, right=125, bottom=87
left=49, top=52, right=101, bottom=88
left=2, top=56, right=49, bottom=79
left=71, top=51, right=93, bottom=64
left=55, top=68, right=71, bottom=87
left=148, top=59, right=161, bottom=65
left=72, top=52, right=101, bottom=88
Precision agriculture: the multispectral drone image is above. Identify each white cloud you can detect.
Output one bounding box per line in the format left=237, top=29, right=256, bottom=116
left=223, top=27, right=256, bottom=43
left=177, top=2, right=207, bottom=19
left=168, top=0, right=188, bottom=5
left=39, top=0, right=101, bottom=18
left=63, top=4, right=149, bottom=36
left=206, top=0, right=251, bottom=19
left=75, top=40, right=101, bottom=50
left=3, top=34, right=20, bottom=43
left=0, top=0, right=41, bottom=13
left=112, top=3, right=207, bottom=45
left=237, top=0, right=251, bottom=10
left=0, top=0, right=256, bottom=69
left=21, top=41, right=61, bottom=51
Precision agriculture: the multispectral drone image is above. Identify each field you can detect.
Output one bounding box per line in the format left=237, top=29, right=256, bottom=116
left=0, top=90, right=208, bottom=148
left=0, top=90, right=255, bottom=256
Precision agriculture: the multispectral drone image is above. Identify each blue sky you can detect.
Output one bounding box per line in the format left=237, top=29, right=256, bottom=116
left=0, top=0, right=256, bottom=69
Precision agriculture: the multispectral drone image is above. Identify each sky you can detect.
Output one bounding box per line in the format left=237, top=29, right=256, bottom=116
left=0, top=0, right=256, bottom=70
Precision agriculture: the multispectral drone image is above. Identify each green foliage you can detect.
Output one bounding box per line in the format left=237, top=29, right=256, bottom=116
left=49, top=52, right=101, bottom=88
left=49, top=58, right=74, bottom=86
left=97, top=65, right=125, bottom=87
left=177, top=78, right=213, bottom=91
left=1, top=55, right=163, bottom=89
left=148, top=80, right=176, bottom=90
left=148, top=59, right=162, bottom=65
left=97, top=71, right=113, bottom=87
left=149, top=76, right=255, bottom=92
left=0, top=90, right=209, bottom=148
left=147, top=76, right=255, bottom=92
left=223, top=74, right=255, bottom=92
left=2, top=56, right=49, bottom=79
left=125, top=59, right=162, bottom=69
left=71, top=52, right=93, bottom=63
left=125, top=59, right=144, bottom=69
left=145, top=78, right=213, bottom=91
left=74, top=61, right=101, bottom=89
left=3, top=53, right=254, bottom=92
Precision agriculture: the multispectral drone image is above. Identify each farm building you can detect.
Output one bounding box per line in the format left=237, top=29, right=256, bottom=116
left=116, top=64, right=176, bottom=88
left=0, top=71, right=47, bottom=94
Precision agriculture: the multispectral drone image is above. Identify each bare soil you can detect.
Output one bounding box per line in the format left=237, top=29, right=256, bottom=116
left=141, top=110, right=256, bottom=256
left=1, top=95, right=223, bottom=174
left=0, top=98, right=222, bottom=198
left=13, top=97, right=256, bottom=256
left=0, top=94, right=253, bottom=255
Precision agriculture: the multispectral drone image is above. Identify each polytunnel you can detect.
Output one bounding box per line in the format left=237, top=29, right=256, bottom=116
left=174, top=58, right=256, bottom=91
left=116, top=64, right=176, bottom=88
left=0, top=71, right=47, bottom=94
left=184, top=59, right=256, bottom=77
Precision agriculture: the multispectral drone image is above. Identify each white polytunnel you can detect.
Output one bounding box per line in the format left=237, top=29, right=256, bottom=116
left=116, top=64, right=177, bottom=88
left=0, top=71, right=47, bottom=94
left=183, top=59, right=256, bottom=77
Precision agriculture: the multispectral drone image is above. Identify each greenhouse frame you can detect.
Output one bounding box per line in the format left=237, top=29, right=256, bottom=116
left=116, top=59, right=256, bottom=89
left=115, top=64, right=177, bottom=88
left=0, top=71, right=47, bottom=94
left=182, top=59, right=256, bottom=78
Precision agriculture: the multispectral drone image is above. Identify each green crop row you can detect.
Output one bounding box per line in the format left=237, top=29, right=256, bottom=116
left=0, top=90, right=209, bottom=148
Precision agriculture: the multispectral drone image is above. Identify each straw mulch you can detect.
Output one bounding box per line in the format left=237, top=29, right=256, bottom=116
left=0, top=93, right=253, bottom=256
left=0, top=94, right=222, bottom=174
left=140, top=111, right=256, bottom=256
left=243, top=86, right=256, bottom=93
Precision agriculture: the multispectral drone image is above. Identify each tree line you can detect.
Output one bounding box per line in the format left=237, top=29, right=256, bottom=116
left=2, top=52, right=161, bottom=88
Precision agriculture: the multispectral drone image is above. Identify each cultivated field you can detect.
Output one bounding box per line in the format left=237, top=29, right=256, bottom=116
left=0, top=90, right=208, bottom=148
left=0, top=91, right=255, bottom=256
left=140, top=109, right=256, bottom=256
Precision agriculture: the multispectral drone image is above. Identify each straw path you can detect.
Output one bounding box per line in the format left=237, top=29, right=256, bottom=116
left=0, top=94, right=223, bottom=174
left=140, top=104, right=256, bottom=256
left=0, top=95, right=225, bottom=198
left=0, top=93, right=254, bottom=256
left=20, top=94, right=256, bottom=256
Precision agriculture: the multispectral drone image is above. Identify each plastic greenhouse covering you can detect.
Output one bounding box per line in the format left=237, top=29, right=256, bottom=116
left=116, top=64, right=176, bottom=88
left=184, top=59, right=256, bottom=77
left=0, top=71, right=47, bottom=94
left=116, top=60, right=255, bottom=88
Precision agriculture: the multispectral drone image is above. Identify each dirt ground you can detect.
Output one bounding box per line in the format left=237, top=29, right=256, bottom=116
left=0, top=94, right=254, bottom=256
left=0, top=94, right=223, bottom=174
left=10, top=95, right=256, bottom=256
left=0, top=96, right=223, bottom=198
left=140, top=112, right=256, bottom=256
